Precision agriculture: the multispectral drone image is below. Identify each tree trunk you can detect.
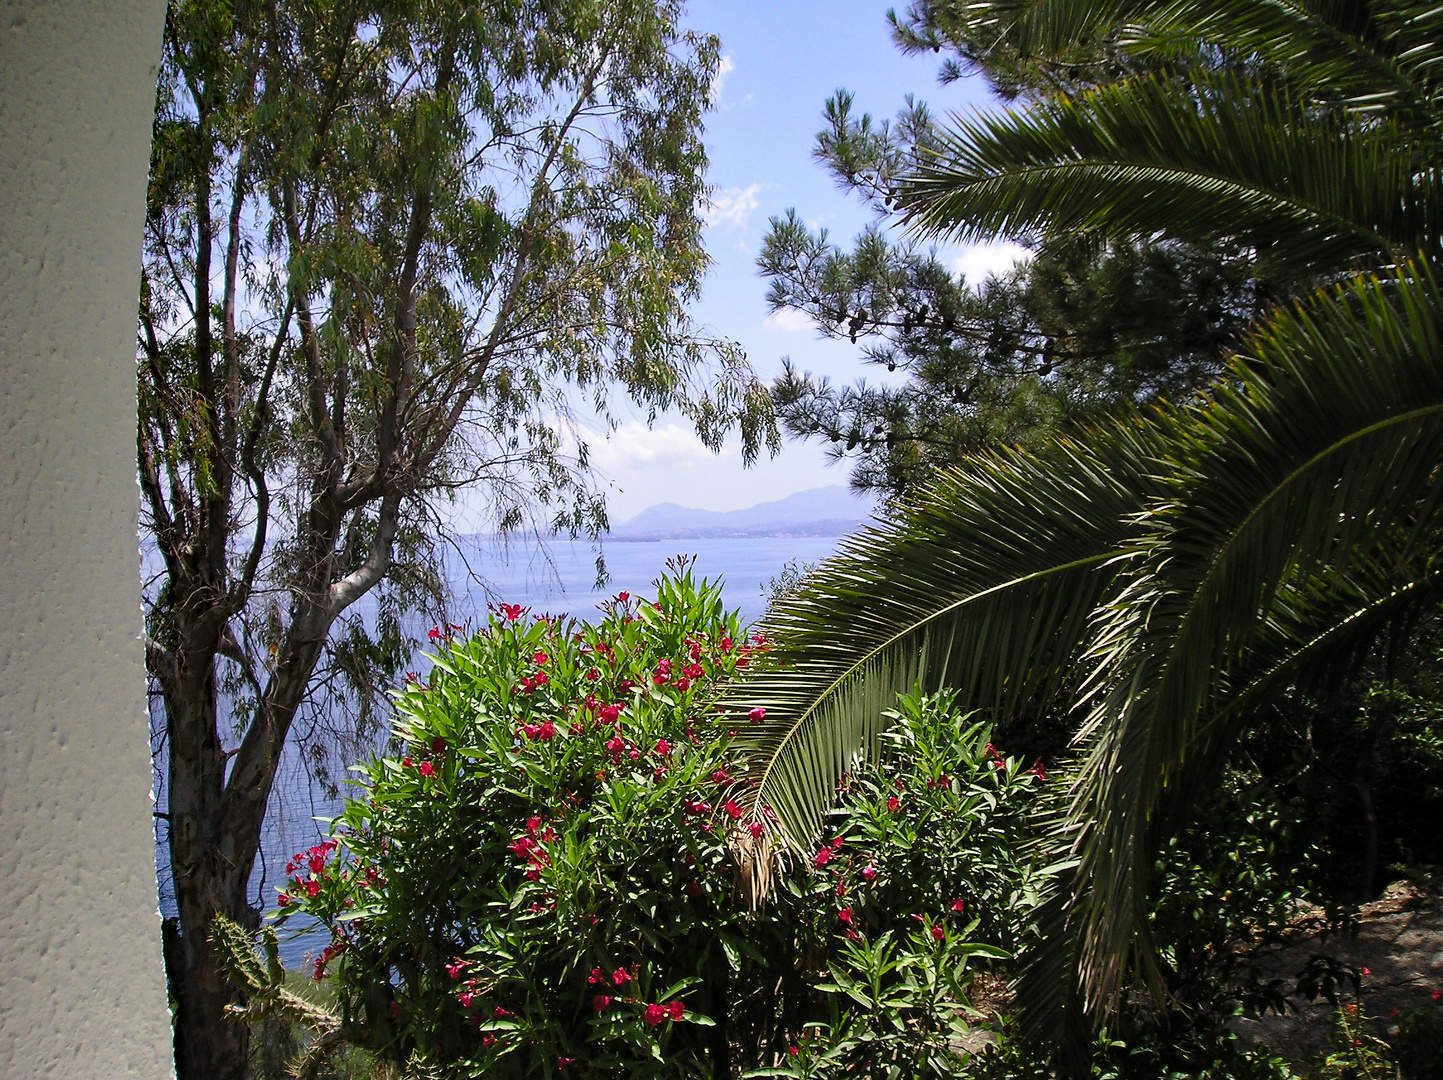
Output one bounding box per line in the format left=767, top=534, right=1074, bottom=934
left=165, top=656, right=258, bottom=1080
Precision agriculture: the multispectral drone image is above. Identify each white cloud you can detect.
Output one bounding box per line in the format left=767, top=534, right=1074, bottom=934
left=762, top=308, right=814, bottom=333
left=710, top=54, right=735, bottom=103
left=951, top=241, right=1032, bottom=287
left=705, top=183, right=761, bottom=231
left=588, top=421, right=719, bottom=471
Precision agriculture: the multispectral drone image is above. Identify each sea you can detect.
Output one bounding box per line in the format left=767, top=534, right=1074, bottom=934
left=160, top=533, right=853, bottom=967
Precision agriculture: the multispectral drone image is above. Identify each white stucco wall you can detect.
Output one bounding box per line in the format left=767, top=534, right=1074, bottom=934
left=0, top=0, right=173, bottom=1075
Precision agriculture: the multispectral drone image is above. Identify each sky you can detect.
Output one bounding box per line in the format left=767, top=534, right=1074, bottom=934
left=573, top=0, right=1030, bottom=524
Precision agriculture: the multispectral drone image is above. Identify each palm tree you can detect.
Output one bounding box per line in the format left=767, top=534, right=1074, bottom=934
left=735, top=0, right=1443, bottom=1052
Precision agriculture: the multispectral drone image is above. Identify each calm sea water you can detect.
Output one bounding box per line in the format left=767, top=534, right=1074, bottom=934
left=229, top=533, right=851, bottom=966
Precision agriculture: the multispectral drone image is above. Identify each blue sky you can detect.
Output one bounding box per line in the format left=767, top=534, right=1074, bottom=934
left=579, top=1, right=1027, bottom=523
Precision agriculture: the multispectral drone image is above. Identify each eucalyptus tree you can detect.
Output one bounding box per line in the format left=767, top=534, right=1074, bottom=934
left=736, top=0, right=1443, bottom=1066
left=140, top=2, right=771, bottom=1076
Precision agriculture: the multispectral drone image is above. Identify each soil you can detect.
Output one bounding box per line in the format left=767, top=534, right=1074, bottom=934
left=1230, top=879, right=1443, bottom=1071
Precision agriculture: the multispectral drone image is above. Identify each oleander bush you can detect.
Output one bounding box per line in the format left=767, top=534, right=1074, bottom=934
left=270, top=568, right=1049, bottom=1078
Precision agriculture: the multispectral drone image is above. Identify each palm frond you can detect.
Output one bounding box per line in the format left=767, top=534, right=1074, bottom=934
left=899, top=70, right=1439, bottom=277
left=1066, top=265, right=1443, bottom=1009
left=731, top=419, right=1167, bottom=849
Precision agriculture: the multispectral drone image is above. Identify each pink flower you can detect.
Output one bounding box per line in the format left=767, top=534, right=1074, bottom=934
left=616, top=591, right=630, bottom=603
left=931, top=924, right=945, bottom=942
left=277, top=893, right=290, bottom=906
left=499, top=603, right=525, bottom=622
left=606, top=735, right=624, bottom=755
left=838, top=907, right=854, bottom=926
left=600, top=704, right=622, bottom=724
left=950, top=899, right=965, bottom=913
left=830, top=836, right=843, bottom=851
left=683, top=663, right=704, bottom=680
left=523, top=724, right=541, bottom=739
left=747, top=821, right=764, bottom=839
left=886, top=796, right=900, bottom=812
left=308, top=853, right=326, bottom=873
left=593, top=994, right=611, bottom=1012
left=446, top=959, right=468, bottom=979
left=1030, top=757, right=1047, bottom=780
left=723, top=799, right=742, bottom=820
left=861, top=865, right=877, bottom=881
left=721, top=636, right=733, bottom=651
left=493, top=1006, right=512, bottom=1019
left=304, top=880, right=319, bottom=898
left=481, top=1035, right=496, bottom=1048
left=402, top=756, right=412, bottom=768
left=814, top=847, right=832, bottom=868
left=533, top=651, right=549, bottom=665
left=985, top=742, right=1000, bottom=759
left=748, top=707, right=766, bottom=723
left=588, top=967, right=605, bottom=984
left=788, top=1046, right=799, bottom=1057
left=418, top=761, right=435, bottom=777
left=612, top=967, right=631, bottom=986
left=668, top=1001, right=685, bottom=1021
left=674, top=677, right=691, bottom=691
left=537, top=720, right=555, bottom=740
left=644, top=1003, right=667, bottom=1026
left=459, top=991, right=474, bottom=1008
left=712, top=769, right=731, bottom=785
left=654, top=739, right=672, bottom=755
left=557, top=1057, right=575, bottom=1070
left=527, top=815, right=543, bottom=834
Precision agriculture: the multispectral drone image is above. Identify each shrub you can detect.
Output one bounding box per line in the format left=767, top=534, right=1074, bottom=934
left=273, top=570, right=1050, bottom=1077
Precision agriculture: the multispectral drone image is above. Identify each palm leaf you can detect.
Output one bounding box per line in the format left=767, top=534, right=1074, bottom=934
left=730, top=419, right=1168, bottom=849
left=899, top=70, right=1439, bottom=277
left=1065, top=265, right=1443, bottom=1008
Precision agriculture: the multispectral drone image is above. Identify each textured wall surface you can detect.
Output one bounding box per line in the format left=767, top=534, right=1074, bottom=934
left=0, top=0, right=173, bottom=1076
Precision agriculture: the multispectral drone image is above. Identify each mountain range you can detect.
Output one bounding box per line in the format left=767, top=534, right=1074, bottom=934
left=611, top=485, right=879, bottom=540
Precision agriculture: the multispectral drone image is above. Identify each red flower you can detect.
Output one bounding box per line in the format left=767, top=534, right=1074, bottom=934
left=605, top=735, right=625, bottom=755
left=308, top=853, right=325, bottom=873
left=683, top=663, right=704, bottom=680
left=588, top=967, right=605, bottom=984
left=402, top=757, right=412, bottom=768
left=712, top=769, right=731, bottom=785
left=668, top=1001, right=685, bottom=1021
left=723, top=799, right=742, bottom=820
left=674, top=677, right=691, bottom=691
left=788, top=1046, right=799, bottom=1057
left=644, top=1003, right=667, bottom=1026
left=593, top=994, right=611, bottom=1012
left=533, top=651, right=549, bottom=665
left=861, top=865, right=877, bottom=881
left=813, top=847, right=832, bottom=868
left=527, top=815, right=543, bottom=834
left=616, top=591, right=630, bottom=603
left=838, top=907, right=854, bottom=926
left=984, top=741, right=1000, bottom=759
left=830, top=836, right=843, bottom=850
left=277, top=893, right=290, bottom=906
left=931, top=924, right=945, bottom=942
left=537, top=720, right=556, bottom=741
left=458, top=991, right=474, bottom=1008
left=612, top=967, right=631, bottom=986
left=304, top=880, right=319, bottom=898
left=654, top=738, right=672, bottom=755
left=508, top=837, right=536, bottom=859
left=481, top=1035, right=496, bottom=1048
left=949, top=899, right=965, bottom=912
left=446, top=959, right=468, bottom=979
left=1030, top=757, right=1047, bottom=780
left=600, top=704, right=622, bottom=724
left=493, top=1006, right=511, bottom=1019
left=721, top=636, right=733, bottom=651
left=499, top=603, right=526, bottom=622
left=747, top=821, right=764, bottom=839
left=418, top=761, right=435, bottom=777
left=431, top=737, right=446, bottom=755
left=748, top=706, right=766, bottom=723
left=428, top=625, right=442, bottom=641
left=557, top=1057, right=575, bottom=1069
left=886, top=796, right=900, bottom=812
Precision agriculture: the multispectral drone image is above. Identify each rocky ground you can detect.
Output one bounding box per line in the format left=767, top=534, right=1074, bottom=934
left=1231, top=879, right=1443, bottom=1071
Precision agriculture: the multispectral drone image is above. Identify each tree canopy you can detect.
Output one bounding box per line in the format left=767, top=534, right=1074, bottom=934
left=141, top=2, right=772, bottom=1076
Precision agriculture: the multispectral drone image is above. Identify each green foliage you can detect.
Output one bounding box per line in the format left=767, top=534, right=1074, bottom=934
left=759, top=90, right=1257, bottom=500
left=1391, top=1006, right=1443, bottom=1080
left=265, top=588, right=1049, bottom=1077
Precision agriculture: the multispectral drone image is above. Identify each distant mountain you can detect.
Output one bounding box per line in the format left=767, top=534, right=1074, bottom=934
left=612, top=486, right=879, bottom=540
